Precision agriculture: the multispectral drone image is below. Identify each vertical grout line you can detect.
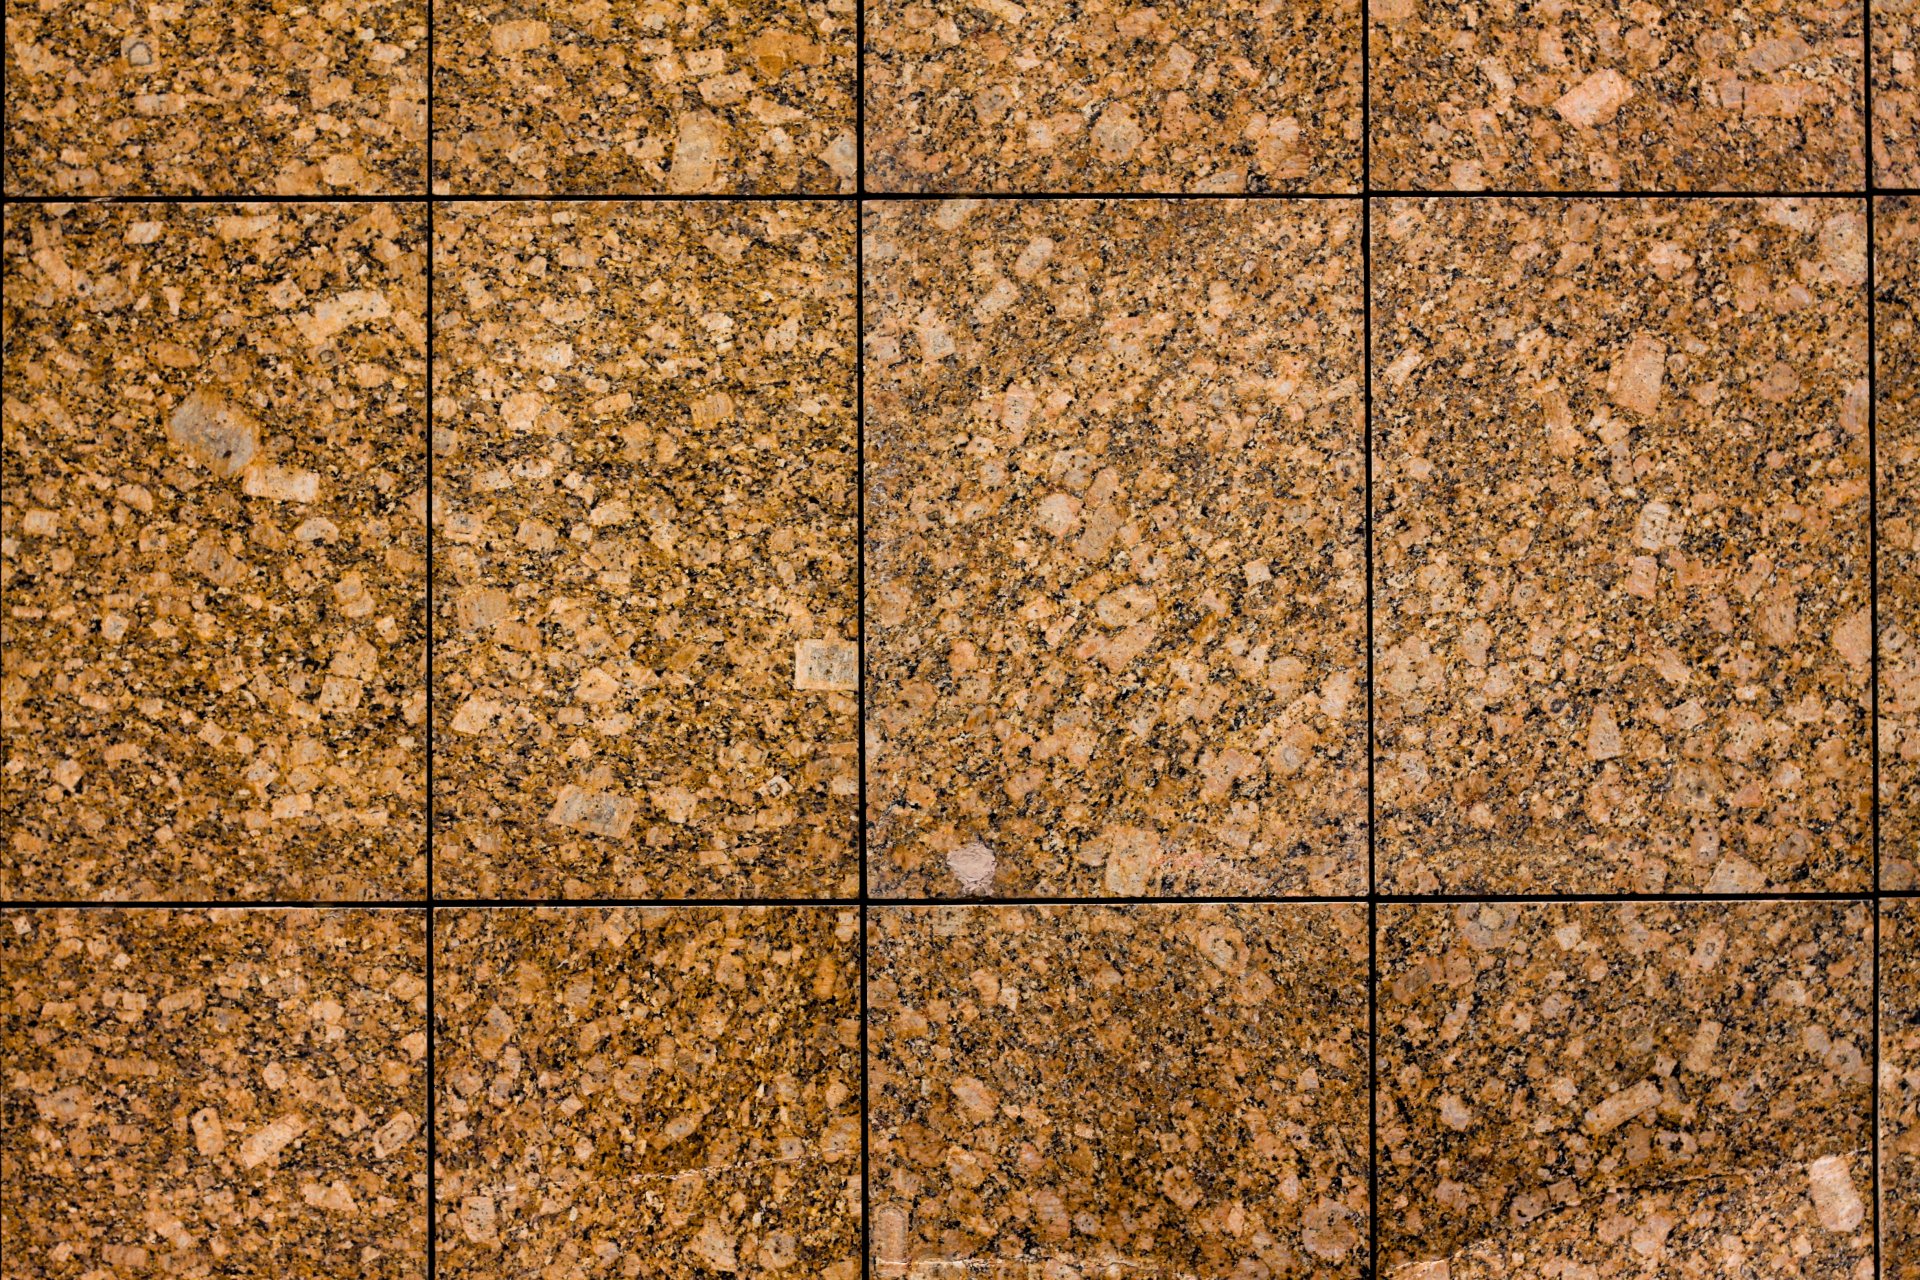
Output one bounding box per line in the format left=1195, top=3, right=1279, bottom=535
left=1361, top=2, right=1378, bottom=1273
left=1865, top=0, right=1881, bottom=1261
left=422, top=0, right=438, bottom=1237
left=853, top=0, right=869, bottom=1263
left=855, top=171, right=871, bottom=1280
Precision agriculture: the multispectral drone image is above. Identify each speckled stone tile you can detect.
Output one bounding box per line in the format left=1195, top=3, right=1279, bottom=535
left=864, top=0, right=1360, bottom=193
left=1881, top=197, right=1920, bottom=892
left=1889, top=898, right=1920, bottom=1280
left=3, top=0, right=426, bottom=195
left=1373, top=197, right=1871, bottom=897
left=1370, top=0, right=1865, bottom=192
left=430, top=0, right=854, bottom=194
left=865, top=198, right=1366, bottom=899
left=1878, top=1, right=1920, bottom=185
left=434, top=906, right=860, bottom=1279
left=1, top=202, right=428, bottom=902
left=1378, top=900, right=1873, bottom=1278
left=1889, top=901, right=1920, bottom=1280
left=869, top=903, right=1369, bottom=1278
left=430, top=201, right=856, bottom=901
left=0, top=907, right=428, bottom=1279
left=1892, top=899, right=1920, bottom=1279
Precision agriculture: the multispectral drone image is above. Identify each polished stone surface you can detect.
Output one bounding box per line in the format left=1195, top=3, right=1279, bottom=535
left=864, top=0, right=1361, bottom=193
left=430, top=200, right=857, bottom=901
left=865, top=197, right=1367, bottom=898
left=2, top=202, right=429, bottom=901
left=0, top=908, right=429, bottom=1279
left=1378, top=900, right=1873, bottom=1277
left=1374, top=197, right=1871, bottom=896
left=4, top=0, right=426, bottom=194
left=869, top=902, right=1369, bottom=1278
left=434, top=905, right=860, bottom=1279
left=431, top=0, right=854, bottom=194
left=1372, top=0, right=1865, bottom=191
left=1881, top=196, right=1920, bottom=891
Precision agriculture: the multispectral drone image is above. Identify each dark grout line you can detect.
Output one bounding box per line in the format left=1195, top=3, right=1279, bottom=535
left=1376, top=891, right=1878, bottom=905
left=0, top=900, right=434, bottom=910
left=6, top=890, right=1893, bottom=910
left=1368, top=188, right=1873, bottom=200
left=431, top=897, right=862, bottom=909
left=423, top=10, right=439, bottom=1241
left=1866, top=23, right=1883, bottom=1257
left=1361, top=21, right=1380, bottom=1254
left=865, top=895, right=1371, bottom=908
left=856, top=162, right=873, bottom=1280
left=0, top=192, right=433, bottom=204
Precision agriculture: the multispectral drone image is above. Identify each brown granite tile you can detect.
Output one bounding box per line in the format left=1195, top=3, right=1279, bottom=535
left=1374, top=197, right=1871, bottom=896
left=869, top=903, right=1369, bottom=1278
left=430, top=0, right=853, bottom=194
left=1371, top=0, right=1865, bottom=192
left=1, top=202, right=428, bottom=902
left=3, top=0, right=425, bottom=195
left=434, top=906, right=860, bottom=1279
left=865, top=198, right=1367, bottom=899
left=1890, top=898, right=1920, bottom=1280
left=0, top=907, right=428, bottom=1279
left=1378, top=900, right=1873, bottom=1278
left=1878, top=0, right=1920, bottom=185
left=430, top=201, right=856, bottom=900
left=1881, top=197, right=1920, bottom=892
left=864, top=0, right=1361, bottom=193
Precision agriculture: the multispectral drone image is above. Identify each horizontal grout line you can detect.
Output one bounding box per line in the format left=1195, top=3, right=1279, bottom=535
left=5, top=891, right=1901, bottom=910
left=435, top=897, right=861, bottom=909
left=1377, top=891, right=1879, bottom=905
left=3, top=189, right=1889, bottom=207
left=0, top=192, right=431, bottom=205
left=0, top=900, right=430, bottom=910
left=1368, top=188, right=1869, bottom=200
left=869, top=895, right=1370, bottom=907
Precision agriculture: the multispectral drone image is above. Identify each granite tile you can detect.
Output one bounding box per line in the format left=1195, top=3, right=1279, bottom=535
left=1, top=202, right=428, bottom=902
left=430, top=201, right=856, bottom=900
left=1374, top=197, right=1871, bottom=896
left=3, top=0, right=426, bottom=195
left=430, top=0, right=854, bottom=194
left=1889, top=898, right=1920, bottom=1280
left=0, top=907, right=428, bottom=1279
left=434, top=905, right=860, bottom=1279
left=869, top=903, right=1369, bottom=1278
left=1370, top=0, right=1865, bottom=192
left=1378, top=900, right=1873, bottom=1278
left=865, top=198, right=1367, bottom=899
left=1877, top=0, right=1920, bottom=185
left=864, top=0, right=1361, bottom=193
left=1881, top=196, right=1920, bottom=891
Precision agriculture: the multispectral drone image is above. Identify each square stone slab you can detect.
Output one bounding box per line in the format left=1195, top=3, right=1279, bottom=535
left=1879, top=196, right=1920, bottom=891
left=1371, top=0, right=1864, bottom=191
left=1878, top=1, right=1920, bottom=186
left=1887, top=898, right=1920, bottom=1280
left=2, top=0, right=425, bottom=195
left=863, top=0, right=1361, bottom=193
left=0, top=907, right=428, bottom=1278
left=434, top=905, right=860, bottom=1279
left=1, top=203, right=428, bottom=901
left=865, top=197, right=1367, bottom=898
left=1373, top=197, right=1871, bottom=895
left=429, top=200, right=857, bottom=900
left=869, top=902, right=1369, bottom=1277
left=1377, top=900, right=1873, bottom=1276
left=430, top=2, right=853, bottom=194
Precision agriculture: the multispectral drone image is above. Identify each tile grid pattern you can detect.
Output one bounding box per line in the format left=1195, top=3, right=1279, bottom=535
left=1, top=3, right=1916, bottom=1279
